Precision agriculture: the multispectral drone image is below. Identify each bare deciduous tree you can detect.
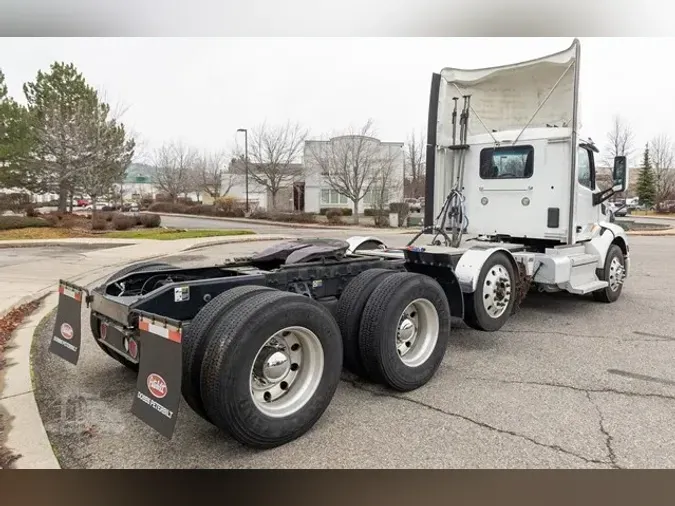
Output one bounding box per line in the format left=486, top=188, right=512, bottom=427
left=372, top=149, right=404, bottom=226
left=152, top=141, right=197, bottom=202
left=604, top=114, right=635, bottom=166
left=235, top=121, right=307, bottom=209
left=307, top=119, right=393, bottom=225
left=194, top=150, right=236, bottom=200
left=404, top=129, right=425, bottom=198
left=650, top=133, right=675, bottom=208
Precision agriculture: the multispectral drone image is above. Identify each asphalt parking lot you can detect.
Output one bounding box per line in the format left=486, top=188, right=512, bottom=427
left=32, top=235, right=675, bottom=469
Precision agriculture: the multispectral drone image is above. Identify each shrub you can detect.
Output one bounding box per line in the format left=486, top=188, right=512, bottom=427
left=374, top=214, right=390, bottom=227
left=250, top=210, right=316, bottom=223
left=223, top=207, right=246, bottom=218
left=24, top=205, right=39, bottom=218
left=140, top=196, right=154, bottom=209
left=140, top=213, right=161, bottom=228
left=0, top=216, right=50, bottom=230
left=214, top=196, right=238, bottom=213
left=112, top=214, right=136, bottom=231
left=389, top=202, right=410, bottom=227
left=148, top=202, right=189, bottom=213
left=185, top=204, right=218, bottom=216
left=319, top=207, right=353, bottom=217
left=364, top=208, right=389, bottom=217
left=132, top=213, right=144, bottom=226
left=42, top=214, right=58, bottom=227
left=325, top=209, right=344, bottom=225
left=41, top=211, right=83, bottom=229
left=91, top=218, right=107, bottom=231
left=99, top=211, right=118, bottom=222
left=0, top=193, right=30, bottom=212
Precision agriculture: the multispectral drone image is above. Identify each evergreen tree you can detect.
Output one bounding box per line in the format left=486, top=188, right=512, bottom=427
left=636, top=143, right=656, bottom=207
left=22, top=62, right=134, bottom=210
left=0, top=70, right=34, bottom=188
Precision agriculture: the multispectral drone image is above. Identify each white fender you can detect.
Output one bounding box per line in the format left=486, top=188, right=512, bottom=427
left=454, top=247, right=518, bottom=293
left=345, top=236, right=387, bottom=254
left=586, top=222, right=630, bottom=274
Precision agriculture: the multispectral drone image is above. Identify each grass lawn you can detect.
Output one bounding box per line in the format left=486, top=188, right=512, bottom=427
left=0, top=227, right=91, bottom=240
left=102, top=228, right=256, bottom=240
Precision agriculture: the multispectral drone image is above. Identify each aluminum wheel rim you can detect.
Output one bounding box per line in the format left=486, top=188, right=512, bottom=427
left=482, top=263, right=512, bottom=319
left=395, top=298, right=439, bottom=367
left=249, top=326, right=324, bottom=418
left=608, top=256, right=625, bottom=292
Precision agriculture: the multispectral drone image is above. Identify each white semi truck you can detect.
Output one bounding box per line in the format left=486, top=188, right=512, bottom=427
left=347, top=38, right=629, bottom=331
left=49, top=38, right=629, bottom=449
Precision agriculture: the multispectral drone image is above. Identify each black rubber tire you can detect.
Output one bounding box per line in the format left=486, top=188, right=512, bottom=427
left=335, top=268, right=396, bottom=379
left=463, top=252, right=517, bottom=332
left=181, top=285, right=275, bottom=422
left=358, top=272, right=451, bottom=392
left=90, top=261, right=174, bottom=371
left=199, top=290, right=343, bottom=449
left=593, top=244, right=625, bottom=303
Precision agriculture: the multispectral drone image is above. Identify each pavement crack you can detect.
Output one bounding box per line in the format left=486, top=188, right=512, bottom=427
left=585, top=391, right=620, bottom=469
left=465, top=376, right=675, bottom=402
left=341, top=378, right=609, bottom=467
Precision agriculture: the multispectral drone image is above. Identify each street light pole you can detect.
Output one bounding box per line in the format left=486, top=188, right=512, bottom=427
left=237, top=128, right=249, bottom=212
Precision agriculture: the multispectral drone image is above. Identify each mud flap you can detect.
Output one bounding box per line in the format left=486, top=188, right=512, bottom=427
left=131, top=311, right=183, bottom=439
left=49, top=281, right=88, bottom=365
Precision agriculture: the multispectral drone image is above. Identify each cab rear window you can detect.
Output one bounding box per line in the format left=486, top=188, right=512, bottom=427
left=479, top=145, right=534, bottom=179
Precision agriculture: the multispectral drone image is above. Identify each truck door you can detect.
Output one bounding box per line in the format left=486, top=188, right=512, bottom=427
left=575, top=145, right=596, bottom=241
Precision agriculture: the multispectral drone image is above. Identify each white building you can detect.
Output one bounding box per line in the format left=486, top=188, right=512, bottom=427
left=303, top=135, right=405, bottom=214
left=222, top=136, right=405, bottom=214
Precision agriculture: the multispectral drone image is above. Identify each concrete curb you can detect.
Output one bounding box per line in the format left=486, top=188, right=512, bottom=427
left=0, top=234, right=296, bottom=250
left=0, top=234, right=292, bottom=469
left=2, top=293, right=60, bottom=469
left=147, top=211, right=386, bottom=231
left=626, top=230, right=675, bottom=236
left=626, top=214, right=675, bottom=220
left=0, top=239, right=138, bottom=249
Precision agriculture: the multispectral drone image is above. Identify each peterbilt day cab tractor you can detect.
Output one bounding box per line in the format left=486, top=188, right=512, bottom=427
left=48, top=39, right=628, bottom=450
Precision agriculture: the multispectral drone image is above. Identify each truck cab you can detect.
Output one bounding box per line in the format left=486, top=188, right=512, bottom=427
left=426, top=38, right=627, bottom=250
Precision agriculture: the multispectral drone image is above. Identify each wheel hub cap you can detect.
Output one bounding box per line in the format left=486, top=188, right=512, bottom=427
left=608, top=257, right=625, bottom=291
left=262, top=351, right=291, bottom=382
left=397, top=317, right=417, bottom=354
left=395, top=299, right=440, bottom=367
left=482, top=264, right=512, bottom=319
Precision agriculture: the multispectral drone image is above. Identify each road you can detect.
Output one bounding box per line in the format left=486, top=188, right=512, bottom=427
left=30, top=233, right=675, bottom=469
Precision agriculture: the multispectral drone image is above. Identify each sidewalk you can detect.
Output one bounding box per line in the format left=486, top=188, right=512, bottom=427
left=147, top=211, right=419, bottom=234
left=0, top=233, right=293, bottom=469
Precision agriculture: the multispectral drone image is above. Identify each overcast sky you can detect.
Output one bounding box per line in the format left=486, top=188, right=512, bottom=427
left=0, top=37, right=672, bottom=165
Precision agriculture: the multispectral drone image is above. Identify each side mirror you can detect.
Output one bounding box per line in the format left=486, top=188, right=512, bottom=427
left=613, top=156, right=627, bottom=192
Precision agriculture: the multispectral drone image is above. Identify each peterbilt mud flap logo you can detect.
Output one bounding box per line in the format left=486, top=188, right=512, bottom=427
left=49, top=281, right=85, bottom=365
left=131, top=314, right=182, bottom=439
left=147, top=373, right=168, bottom=399
left=61, top=323, right=74, bottom=340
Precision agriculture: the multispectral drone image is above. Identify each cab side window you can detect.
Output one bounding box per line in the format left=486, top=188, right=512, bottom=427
left=578, top=147, right=594, bottom=190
